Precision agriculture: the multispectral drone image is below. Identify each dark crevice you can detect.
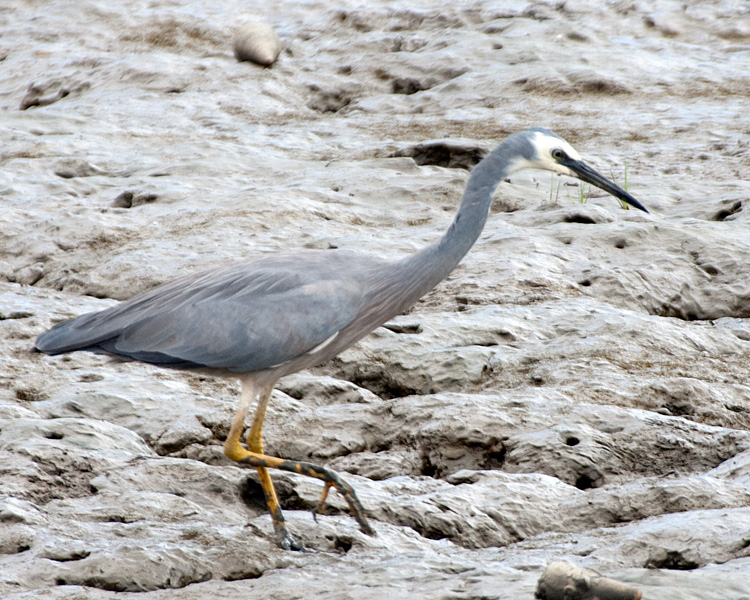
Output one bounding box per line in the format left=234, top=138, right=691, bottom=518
left=713, top=199, right=743, bottom=221
left=238, top=476, right=271, bottom=513
left=418, top=440, right=506, bottom=479
left=332, top=535, right=354, bottom=554
left=390, top=141, right=487, bottom=170
left=391, top=76, right=433, bottom=95
left=485, top=444, right=506, bottom=469
left=239, top=474, right=317, bottom=513
left=48, top=550, right=91, bottom=562
left=408, top=522, right=447, bottom=541
left=473, top=339, right=499, bottom=347
left=346, top=373, right=418, bottom=400
left=563, top=213, right=597, bottom=224
left=420, top=452, right=438, bottom=478
left=663, top=401, right=693, bottom=417
left=382, top=322, right=422, bottom=334
left=646, top=550, right=700, bottom=571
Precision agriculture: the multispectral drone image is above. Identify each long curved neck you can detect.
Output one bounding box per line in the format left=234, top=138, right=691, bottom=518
left=385, top=139, right=518, bottom=310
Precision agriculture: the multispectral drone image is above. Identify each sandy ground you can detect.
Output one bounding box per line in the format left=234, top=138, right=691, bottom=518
left=2, top=0, right=750, bottom=598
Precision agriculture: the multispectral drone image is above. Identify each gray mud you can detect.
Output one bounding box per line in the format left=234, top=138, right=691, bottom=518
left=2, top=1, right=750, bottom=598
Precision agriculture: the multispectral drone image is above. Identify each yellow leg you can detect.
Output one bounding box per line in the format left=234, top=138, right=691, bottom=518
left=224, top=377, right=375, bottom=550
left=225, top=381, right=302, bottom=550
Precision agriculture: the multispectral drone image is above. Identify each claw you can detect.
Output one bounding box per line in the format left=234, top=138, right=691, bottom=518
left=278, top=528, right=306, bottom=552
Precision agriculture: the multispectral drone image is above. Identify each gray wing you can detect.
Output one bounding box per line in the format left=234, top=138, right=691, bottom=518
left=35, top=254, right=366, bottom=373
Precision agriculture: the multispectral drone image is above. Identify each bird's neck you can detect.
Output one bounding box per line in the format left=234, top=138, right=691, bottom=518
left=390, top=142, right=517, bottom=310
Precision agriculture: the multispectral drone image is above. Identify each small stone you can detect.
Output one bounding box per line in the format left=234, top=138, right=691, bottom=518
left=112, top=190, right=159, bottom=208
left=233, top=22, right=281, bottom=67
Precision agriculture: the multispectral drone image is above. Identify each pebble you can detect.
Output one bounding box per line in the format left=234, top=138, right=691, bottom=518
left=233, top=22, right=281, bottom=67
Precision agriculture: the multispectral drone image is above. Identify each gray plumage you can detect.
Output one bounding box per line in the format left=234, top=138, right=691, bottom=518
left=36, top=128, right=646, bottom=377
left=35, top=128, right=648, bottom=549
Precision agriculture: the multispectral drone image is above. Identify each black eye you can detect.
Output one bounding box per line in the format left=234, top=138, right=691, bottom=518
left=551, top=148, right=566, bottom=161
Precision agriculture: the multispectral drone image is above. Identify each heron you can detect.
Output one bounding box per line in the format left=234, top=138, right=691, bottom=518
left=35, top=128, right=648, bottom=550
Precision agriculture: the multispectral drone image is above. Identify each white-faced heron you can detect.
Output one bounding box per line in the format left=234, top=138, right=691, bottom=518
left=35, top=128, right=648, bottom=550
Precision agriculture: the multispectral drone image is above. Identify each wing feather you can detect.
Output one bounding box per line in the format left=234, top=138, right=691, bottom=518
left=36, top=253, right=368, bottom=372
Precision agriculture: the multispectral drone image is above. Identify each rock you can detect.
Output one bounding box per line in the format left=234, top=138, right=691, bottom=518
left=536, top=561, right=642, bottom=600
left=11, top=262, right=45, bottom=286
left=112, top=190, right=160, bottom=208
left=54, top=158, right=107, bottom=178
left=233, top=22, right=281, bottom=67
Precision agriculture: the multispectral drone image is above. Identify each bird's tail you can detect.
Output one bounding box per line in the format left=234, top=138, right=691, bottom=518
left=34, top=310, right=114, bottom=355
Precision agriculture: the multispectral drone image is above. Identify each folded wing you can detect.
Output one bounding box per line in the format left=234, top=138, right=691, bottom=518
left=35, top=254, right=365, bottom=373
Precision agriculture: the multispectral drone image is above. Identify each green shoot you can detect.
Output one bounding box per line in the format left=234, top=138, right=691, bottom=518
left=578, top=182, right=588, bottom=204
left=567, top=181, right=589, bottom=205
left=610, top=164, right=630, bottom=210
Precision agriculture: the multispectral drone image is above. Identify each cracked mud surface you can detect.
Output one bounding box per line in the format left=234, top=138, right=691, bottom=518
left=2, top=1, right=750, bottom=598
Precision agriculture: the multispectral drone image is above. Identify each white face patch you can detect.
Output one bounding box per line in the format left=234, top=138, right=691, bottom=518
left=531, top=131, right=583, bottom=177
left=507, top=131, right=583, bottom=177
left=533, top=130, right=582, bottom=162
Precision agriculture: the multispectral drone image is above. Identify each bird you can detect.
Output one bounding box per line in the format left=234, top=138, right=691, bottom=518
left=35, top=128, right=648, bottom=550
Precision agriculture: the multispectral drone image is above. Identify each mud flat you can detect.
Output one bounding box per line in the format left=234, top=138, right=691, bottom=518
left=1, top=1, right=750, bottom=598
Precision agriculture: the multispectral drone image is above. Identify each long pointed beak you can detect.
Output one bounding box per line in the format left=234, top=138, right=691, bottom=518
left=564, top=159, right=649, bottom=213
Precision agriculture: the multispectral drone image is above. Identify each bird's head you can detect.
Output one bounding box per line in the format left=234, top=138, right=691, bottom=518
left=510, top=128, right=649, bottom=213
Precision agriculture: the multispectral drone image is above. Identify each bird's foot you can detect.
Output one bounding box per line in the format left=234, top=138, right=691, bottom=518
left=277, top=527, right=306, bottom=552
left=245, top=520, right=305, bottom=551
left=226, top=441, right=376, bottom=538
